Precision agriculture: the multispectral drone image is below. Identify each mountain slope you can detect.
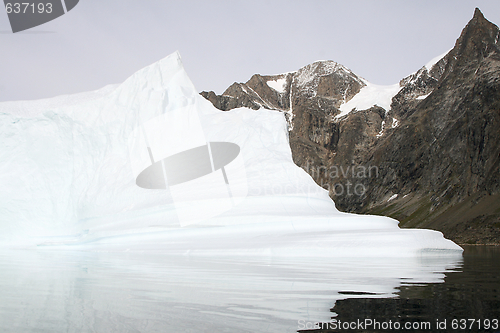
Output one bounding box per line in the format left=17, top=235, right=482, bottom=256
left=369, top=8, right=500, bottom=244
left=201, top=8, right=500, bottom=245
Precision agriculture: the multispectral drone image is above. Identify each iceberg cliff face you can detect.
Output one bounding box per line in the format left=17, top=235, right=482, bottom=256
left=0, top=52, right=462, bottom=256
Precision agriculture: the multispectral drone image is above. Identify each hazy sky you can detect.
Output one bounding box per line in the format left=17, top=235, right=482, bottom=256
left=1, top=1, right=499, bottom=102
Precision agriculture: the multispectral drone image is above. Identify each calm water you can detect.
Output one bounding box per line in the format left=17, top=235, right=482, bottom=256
left=310, top=246, right=500, bottom=333
left=0, top=246, right=497, bottom=333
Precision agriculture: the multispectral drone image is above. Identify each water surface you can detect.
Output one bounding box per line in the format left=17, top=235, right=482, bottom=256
left=0, top=247, right=495, bottom=332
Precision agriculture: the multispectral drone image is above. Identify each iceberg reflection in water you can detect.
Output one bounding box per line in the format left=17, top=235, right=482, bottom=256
left=0, top=250, right=462, bottom=333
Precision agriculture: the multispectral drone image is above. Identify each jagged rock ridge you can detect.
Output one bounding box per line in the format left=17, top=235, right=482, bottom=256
left=201, top=8, right=500, bottom=245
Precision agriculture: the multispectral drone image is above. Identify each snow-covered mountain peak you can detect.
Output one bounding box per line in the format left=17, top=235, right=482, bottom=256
left=295, top=60, right=364, bottom=89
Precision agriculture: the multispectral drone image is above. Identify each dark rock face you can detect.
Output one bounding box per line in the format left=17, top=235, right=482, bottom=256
left=367, top=8, right=500, bottom=245
left=201, top=8, right=500, bottom=245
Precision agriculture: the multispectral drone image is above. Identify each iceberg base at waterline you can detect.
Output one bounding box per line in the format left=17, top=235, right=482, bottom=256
left=38, top=218, right=462, bottom=257
left=0, top=52, right=462, bottom=257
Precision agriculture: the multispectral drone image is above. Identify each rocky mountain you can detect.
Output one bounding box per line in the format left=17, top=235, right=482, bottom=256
left=201, top=8, right=500, bottom=245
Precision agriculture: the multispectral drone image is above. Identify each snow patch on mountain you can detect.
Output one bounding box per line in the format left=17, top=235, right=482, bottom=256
left=336, top=82, right=401, bottom=119
left=417, top=93, right=431, bottom=100
left=377, top=120, right=385, bottom=138
left=286, top=76, right=295, bottom=131
left=387, top=194, right=398, bottom=202
left=267, top=78, right=287, bottom=93
left=391, top=118, right=399, bottom=128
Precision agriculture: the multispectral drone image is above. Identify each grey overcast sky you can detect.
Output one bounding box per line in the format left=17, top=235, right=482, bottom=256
left=1, top=1, right=499, bottom=102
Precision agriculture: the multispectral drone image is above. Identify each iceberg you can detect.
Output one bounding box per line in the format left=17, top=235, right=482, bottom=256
left=0, top=52, right=462, bottom=256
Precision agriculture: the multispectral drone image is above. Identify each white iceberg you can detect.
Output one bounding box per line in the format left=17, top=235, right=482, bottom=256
left=0, top=52, right=462, bottom=256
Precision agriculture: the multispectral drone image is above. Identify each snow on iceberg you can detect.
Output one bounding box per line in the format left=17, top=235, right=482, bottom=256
left=0, top=52, right=462, bottom=256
